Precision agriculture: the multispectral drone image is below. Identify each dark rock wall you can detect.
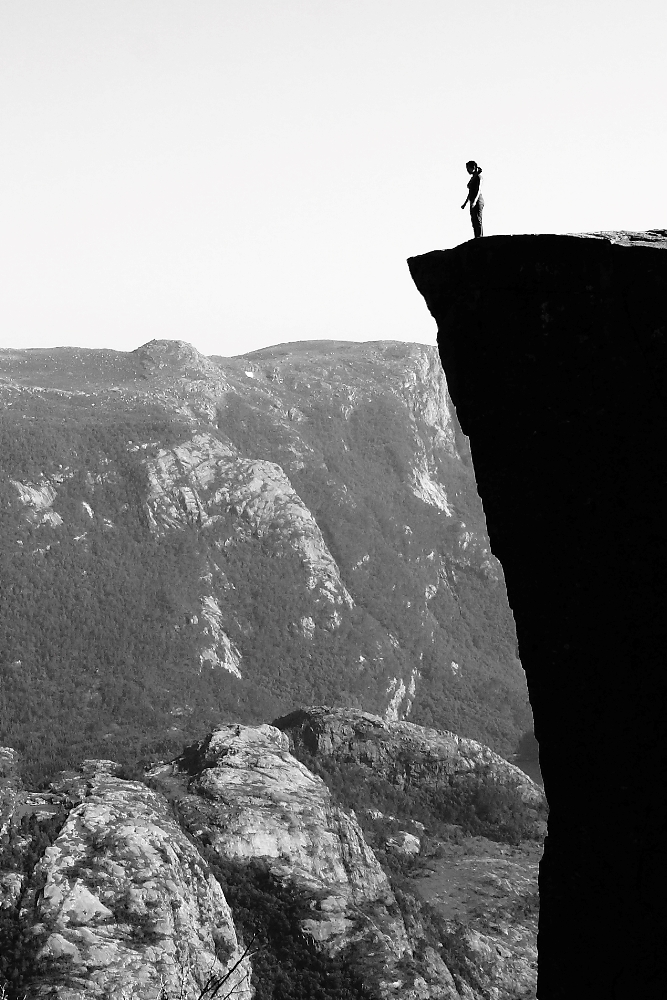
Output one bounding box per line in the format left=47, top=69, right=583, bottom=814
left=408, top=233, right=667, bottom=999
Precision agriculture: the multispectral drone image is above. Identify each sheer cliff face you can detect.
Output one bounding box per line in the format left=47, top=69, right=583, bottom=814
left=408, top=231, right=667, bottom=1000
left=0, top=339, right=530, bottom=781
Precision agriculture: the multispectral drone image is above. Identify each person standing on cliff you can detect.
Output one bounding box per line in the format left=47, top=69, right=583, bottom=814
left=461, top=161, right=483, bottom=237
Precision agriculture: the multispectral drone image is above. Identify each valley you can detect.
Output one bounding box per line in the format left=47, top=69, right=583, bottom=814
left=0, top=338, right=542, bottom=997
left=0, top=339, right=532, bottom=785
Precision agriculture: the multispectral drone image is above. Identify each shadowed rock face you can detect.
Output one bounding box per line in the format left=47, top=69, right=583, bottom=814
left=408, top=232, right=667, bottom=1000
left=276, top=707, right=544, bottom=808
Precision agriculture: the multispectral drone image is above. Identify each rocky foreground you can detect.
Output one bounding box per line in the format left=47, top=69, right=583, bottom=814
left=1, top=713, right=545, bottom=1000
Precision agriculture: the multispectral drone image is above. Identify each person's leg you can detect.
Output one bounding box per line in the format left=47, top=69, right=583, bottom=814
left=471, top=204, right=483, bottom=238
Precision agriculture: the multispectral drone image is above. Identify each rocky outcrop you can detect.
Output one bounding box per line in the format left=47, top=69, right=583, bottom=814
left=408, top=230, right=667, bottom=999
left=148, top=724, right=466, bottom=999
left=1, top=723, right=545, bottom=1000
left=16, top=760, right=250, bottom=1000
left=276, top=708, right=545, bottom=809
left=199, top=595, right=243, bottom=677
left=11, top=480, right=64, bottom=527
left=412, top=834, right=542, bottom=1000
left=145, top=431, right=353, bottom=610
left=132, top=339, right=231, bottom=423
left=150, top=728, right=404, bottom=972
left=0, top=748, right=21, bottom=832
left=134, top=340, right=228, bottom=383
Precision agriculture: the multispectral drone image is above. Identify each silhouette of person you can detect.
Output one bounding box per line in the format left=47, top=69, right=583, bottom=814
left=461, top=161, right=483, bottom=237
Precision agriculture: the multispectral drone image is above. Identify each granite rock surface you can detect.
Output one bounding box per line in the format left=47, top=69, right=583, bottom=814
left=277, top=707, right=544, bottom=808
left=20, top=760, right=251, bottom=1000
left=149, top=724, right=456, bottom=999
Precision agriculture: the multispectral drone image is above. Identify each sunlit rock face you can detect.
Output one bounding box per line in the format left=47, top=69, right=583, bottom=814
left=0, top=748, right=21, bottom=836
left=145, top=431, right=354, bottom=610
left=11, top=480, right=64, bottom=526
left=23, top=761, right=250, bottom=1000
left=2, top=723, right=545, bottom=1000
left=149, top=726, right=408, bottom=955
left=409, top=230, right=667, bottom=1000
left=148, top=723, right=482, bottom=1000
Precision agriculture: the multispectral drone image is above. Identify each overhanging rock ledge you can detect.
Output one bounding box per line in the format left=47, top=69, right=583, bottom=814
left=408, top=231, right=667, bottom=1000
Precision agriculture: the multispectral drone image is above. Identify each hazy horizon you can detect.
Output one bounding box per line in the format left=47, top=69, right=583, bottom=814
left=0, top=334, right=438, bottom=359
left=1, top=1, right=665, bottom=358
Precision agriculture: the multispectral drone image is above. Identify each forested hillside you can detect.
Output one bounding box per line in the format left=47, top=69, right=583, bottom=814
left=0, top=340, right=532, bottom=783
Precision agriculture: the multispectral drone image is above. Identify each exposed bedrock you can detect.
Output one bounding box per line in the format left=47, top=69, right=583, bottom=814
left=276, top=707, right=545, bottom=808
left=408, top=231, right=667, bottom=999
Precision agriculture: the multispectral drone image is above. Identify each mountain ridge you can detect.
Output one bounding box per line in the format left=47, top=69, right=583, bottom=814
left=0, top=338, right=530, bottom=784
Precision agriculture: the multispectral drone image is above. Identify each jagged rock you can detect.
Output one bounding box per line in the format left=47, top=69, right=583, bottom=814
left=0, top=747, right=21, bottom=835
left=276, top=708, right=544, bottom=808
left=11, top=479, right=64, bottom=526
left=150, top=726, right=402, bottom=948
left=145, top=431, right=353, bottom=609
left=462, top=923, right=536, bottom=1000
left=386, top=832, right=421, bottom=855
left=24, top=760, right=250, bottom=999
left=1, top=722, right=542, bottom=1000
left=149, top=724, right=466, bottom=999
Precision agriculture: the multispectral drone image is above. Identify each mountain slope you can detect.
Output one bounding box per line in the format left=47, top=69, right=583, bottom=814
left=0, top=339, right=531, bottom=782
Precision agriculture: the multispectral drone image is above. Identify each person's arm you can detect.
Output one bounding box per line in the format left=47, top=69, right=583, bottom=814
left=470, top=176, right=481, bottom=208
left=461, top=191, right=469, bottom=210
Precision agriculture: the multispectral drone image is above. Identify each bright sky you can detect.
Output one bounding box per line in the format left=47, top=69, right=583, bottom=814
left=0, top=1, right=665, bottom=357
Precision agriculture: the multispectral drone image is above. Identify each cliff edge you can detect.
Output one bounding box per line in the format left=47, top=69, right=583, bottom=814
left=408, top=231, right=667, bottom=1000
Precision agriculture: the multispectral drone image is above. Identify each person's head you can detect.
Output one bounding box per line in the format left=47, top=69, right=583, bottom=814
left=466, top=160, right=481, bottom=174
